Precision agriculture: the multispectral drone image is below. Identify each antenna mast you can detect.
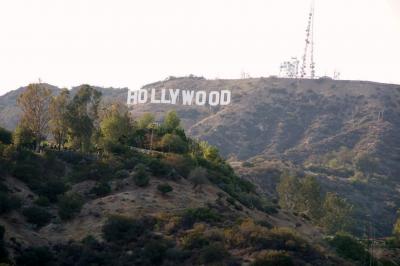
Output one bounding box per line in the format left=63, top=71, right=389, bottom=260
left=300, top=0, right=316, bottom=79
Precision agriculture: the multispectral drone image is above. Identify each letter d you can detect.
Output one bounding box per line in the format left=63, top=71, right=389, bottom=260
left=220, top=90, right=231, bottom=105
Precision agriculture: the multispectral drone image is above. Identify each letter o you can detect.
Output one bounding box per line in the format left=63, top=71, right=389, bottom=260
left=195, top=91, right=206, bottom=105
left=208, top=91, right=220, bottom=106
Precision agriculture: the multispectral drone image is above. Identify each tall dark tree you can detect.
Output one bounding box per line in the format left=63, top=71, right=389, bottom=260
left=100, top=103, right=132, bottom=150
left=49, top=89, right=70, bottom=150
left=66, top=85, right=101, bottom=152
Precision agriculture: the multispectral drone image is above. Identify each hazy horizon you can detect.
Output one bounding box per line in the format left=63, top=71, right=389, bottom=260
left=1, top=0, right=399, bottom=96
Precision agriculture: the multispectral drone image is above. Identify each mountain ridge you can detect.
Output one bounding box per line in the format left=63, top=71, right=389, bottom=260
left=1, top=77, right=400, bottom=236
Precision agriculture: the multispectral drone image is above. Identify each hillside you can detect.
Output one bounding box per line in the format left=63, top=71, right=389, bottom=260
left=0, top=117, right=348, bottom=265
left=1, top=77, right=400, bottom=236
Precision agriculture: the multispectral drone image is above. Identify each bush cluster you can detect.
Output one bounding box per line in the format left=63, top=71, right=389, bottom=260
left=57, top=194, right=84, bottom=220
left=22, top=206, right=52, bottom=228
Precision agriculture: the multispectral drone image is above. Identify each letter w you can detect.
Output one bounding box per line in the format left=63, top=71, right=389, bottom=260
left=182, top=90, right=194, bottom=105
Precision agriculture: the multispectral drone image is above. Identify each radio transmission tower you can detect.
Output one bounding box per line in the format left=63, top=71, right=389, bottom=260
left=300, top=0, right=316, bottom=79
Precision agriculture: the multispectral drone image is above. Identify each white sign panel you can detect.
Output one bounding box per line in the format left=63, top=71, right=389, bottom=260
left=127, top=88, right=231, bottom=106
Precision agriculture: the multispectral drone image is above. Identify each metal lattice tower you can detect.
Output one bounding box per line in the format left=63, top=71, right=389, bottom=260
left=300, top=0, right=316, bottom=79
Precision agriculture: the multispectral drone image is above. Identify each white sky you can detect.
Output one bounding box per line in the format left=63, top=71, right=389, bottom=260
left=0, top=0, right=399, bottom=95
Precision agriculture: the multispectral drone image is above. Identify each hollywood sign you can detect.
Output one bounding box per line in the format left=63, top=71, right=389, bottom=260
left=127, top=88, right=231, bottom=106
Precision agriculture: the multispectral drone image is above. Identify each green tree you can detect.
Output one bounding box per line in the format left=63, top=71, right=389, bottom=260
left=199, top=141, right=219, bottom=161
left=100, top=104, right=132, bottom=147
left=17, top=83, right=52, bottom=151
left=276, top=175, right=301, bottom=211
left=320, top=192, right=353, bottom=234
left=137, top=113, right=155, bottom=129
left=163, top=110, right=180, bottom=132
left=299, top=176, right=323, bottom=219
left=13, top=124, right=36, bottom=148
left=49, top=89, right=69, bottom=150
left=160, top=134, right=187, bottom=153
left=65, top=85, right=101, bottom=152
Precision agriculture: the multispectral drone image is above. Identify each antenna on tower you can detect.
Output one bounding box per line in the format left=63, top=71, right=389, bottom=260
left=300, top=0, right=316, bottom=79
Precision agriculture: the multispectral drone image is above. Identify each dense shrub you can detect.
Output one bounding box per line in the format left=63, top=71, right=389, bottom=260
left=54, top=233, right=177, bottom=265
left=329, top=233, right=371, bottom=262
left=12, top=162, right=42, bottom=185
left=0, top=192, right=21, bottom=214
left=164, top=247, right=192, bottom=263
left=159, top=134, right=188, bottom=153
left=114, top=169, right=129, bottom=179
left=34, top=196, right=50, bottom=207
left=68, top=160, right=113, bottom=182
left=22, top=206, right=52, bottom=227
left=251, top=250, right=294, bottom=266
left=55, top=150, right=85, bottom=164
left=264, top=227, right=310, bottom=252
left=53, top=237, right=114, bottom=266
left=38, top=180, right=68, bottom=202
left=0, top=127, right=12, bottom=144
left=181, top=208, right=221, bottom=228
left=57, top=194, right=84, bottom=220
left=0, top=225, right=9, bottom=264
left=42, top=151, right=66, bottom=176
left=182, top=231, right=210, bottom=250
left=157, top=183, right=173, bottom=195
left=236, top=193, right=265, bottom=210
left=90, top=182, right=111, bottom=197
left=16, top=247, right=54, bottom=266
left=102, top=216, right=155, bottom=244
left=224, top=219, right=311, bottom=254
left=102, top=141, right=129, bottom=155
left=142, top=238, right=174, bottom=265
left=162, top=154, right=194, bottom=178
left=199, top=243, right=228, bottom=264
left=148, top=158, right=173, bottom=177
left=133, top=164, right=150, bottom=187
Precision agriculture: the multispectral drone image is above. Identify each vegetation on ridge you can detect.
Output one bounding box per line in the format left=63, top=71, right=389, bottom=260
left=0, top=82, right=398, bottom=265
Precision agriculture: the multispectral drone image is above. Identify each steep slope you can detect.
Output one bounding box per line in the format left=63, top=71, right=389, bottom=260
left=128, top=77, right=400, bottom=235
left=1, top=77, right=400, bottom=236
left=0, top=145, right=346, bottom=265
